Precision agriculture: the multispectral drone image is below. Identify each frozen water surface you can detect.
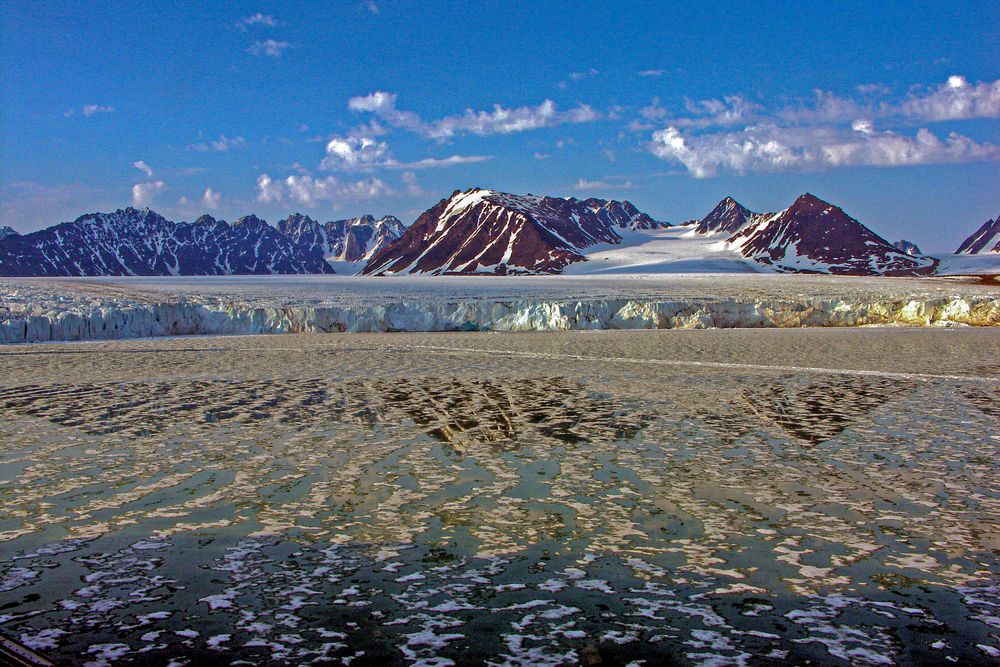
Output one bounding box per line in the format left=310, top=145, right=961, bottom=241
left=0, top=329, right=998, bottom=665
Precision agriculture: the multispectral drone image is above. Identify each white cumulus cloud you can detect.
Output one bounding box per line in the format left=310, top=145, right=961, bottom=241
left=856, top=83, right=891, bottom=95
left=649, top=123, right=1000, bottom=177
left=400, top=171, right=423, bottom=196
left=560, top=68, right=599, bottom=86
left=201, top=188, right=221, bottom=210
left=256, top=173, right=392, bottom=205
left=241, top=13, right=278, bottom=27
left=348, top=92, right=425, bottom=132
left=572, top=178, right=634, bottom=191
left=348, top=91, right=600, bottom=139
left=900, top=75, right=1000, bottom=121
left=70, top=104, right=114, bottom=117
left=678, top=95, right=763, bottom=128
left=187, top=135, right=247, bottom=152
left=132, top=180, right=165, bottom=207
left=319, top=133, right=490, bottom=171
left=320, top=136, right=391, bottom=170
left=133, top=160, right=154, bottom=177
left=388, top=154, right=491, bottom=170
left=428, top=99, right=599, bottom=139
left=248, top=39, right=290, bottom=57
left=644, top=74, right=1000, bottom=177
left=776, top=89, right=868, bottom=124
left=569, top=68, right=599, bottom=81
left=649, top=75, right=1000, bottom=135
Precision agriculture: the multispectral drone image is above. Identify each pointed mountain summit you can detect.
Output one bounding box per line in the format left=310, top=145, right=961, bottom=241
left=233, top=214, right=268, bottom=228
left=956, top=214, right=1000, bottom=254
left=362, top=188, right=662, bottom=275
left=726, top=193, right=937, bottom=276
left=694, top=196, right=772, bottom=236
left=0, top=225, right=18, bottom=241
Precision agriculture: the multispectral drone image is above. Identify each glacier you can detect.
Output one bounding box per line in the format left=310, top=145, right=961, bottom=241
left=2, top=275, right=998, bottom=344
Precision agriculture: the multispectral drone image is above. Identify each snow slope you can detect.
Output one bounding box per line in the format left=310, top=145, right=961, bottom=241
left=931, top=253, right=1000, bottom=275
left=568, top=226, right=994, bottom=276
left=563, top=225, right=760, bottom=274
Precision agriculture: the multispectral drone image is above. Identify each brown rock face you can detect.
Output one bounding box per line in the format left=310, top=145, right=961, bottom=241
left=727, top=193, right=938, bottom=276
left=363, top=189, right=662, bottom=275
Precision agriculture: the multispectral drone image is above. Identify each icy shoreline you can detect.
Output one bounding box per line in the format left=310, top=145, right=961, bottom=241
left=3, top=275, right=999, bottom=344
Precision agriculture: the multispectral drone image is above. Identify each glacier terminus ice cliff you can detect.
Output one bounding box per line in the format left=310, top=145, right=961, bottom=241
left=1, top=274, right=998, bottom=344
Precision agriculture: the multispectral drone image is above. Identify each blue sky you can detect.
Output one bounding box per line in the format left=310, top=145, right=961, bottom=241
left=1, top=0, right=998, bottom=251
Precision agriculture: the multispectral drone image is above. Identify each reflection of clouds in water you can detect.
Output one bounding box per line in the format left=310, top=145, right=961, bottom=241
left=3, top=534, right=998, bottom=666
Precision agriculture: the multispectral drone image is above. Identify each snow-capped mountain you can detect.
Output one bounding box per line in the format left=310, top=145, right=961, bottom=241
left=581, top=198, right=665, bottom=230
left=893, top=239, right=923, bottom=256
left=1, top=193, right=980, bottom=278
left=363, top=188, right=664, bottom=275
left=278, top=213, right=405, bottom=263
left=0, top=207, right=334, bottom=276
left=725, top=194, right=937, bottom=276
left=693, top=197, right=772, bottom=236
left=956, top=215, right=1000, bottom=254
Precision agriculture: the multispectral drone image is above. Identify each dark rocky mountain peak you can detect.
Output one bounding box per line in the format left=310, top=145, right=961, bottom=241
left=726, top=194, right=937, bottom=276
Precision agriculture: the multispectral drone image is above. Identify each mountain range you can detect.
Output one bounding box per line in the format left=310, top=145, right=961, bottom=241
left=363, top=189, right=661, bottom=275
left=363, top=189, right=936, bottom=276
left=277, top=213, right=405, bottom=263
left=0, top=209, right=405, bottom=276
left=0, top=190, right=995, bottom=277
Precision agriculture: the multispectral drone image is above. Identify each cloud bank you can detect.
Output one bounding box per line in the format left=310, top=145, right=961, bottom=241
left=348, top=91, right=600, bottom=139
left=646, top=75, right=1000, bottom=176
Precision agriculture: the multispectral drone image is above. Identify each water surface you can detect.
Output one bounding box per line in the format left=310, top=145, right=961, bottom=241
left=1, top=330, right=998, bottom=665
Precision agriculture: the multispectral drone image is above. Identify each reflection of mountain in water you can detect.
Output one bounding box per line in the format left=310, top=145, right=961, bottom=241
left=0, top=376, right=645, bottom=448
left=740, top=375, right=910, bottom=444
left=377, top=377, right=644, bottom=449
left=961, top=387, right=1000, bottom=421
